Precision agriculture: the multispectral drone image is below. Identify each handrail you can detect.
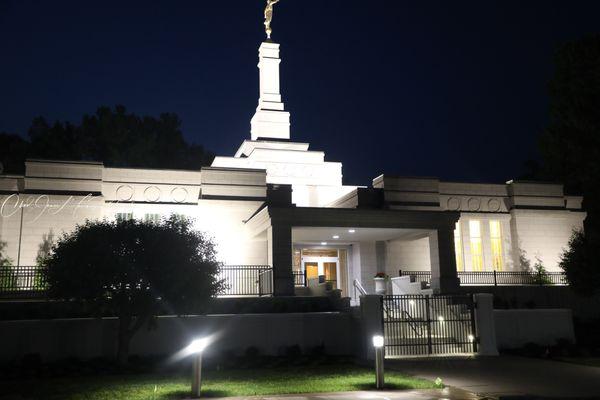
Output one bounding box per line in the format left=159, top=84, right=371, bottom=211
left=353, top=279, right=367, bottom=298
left=401, top=310, right=423, bottom=337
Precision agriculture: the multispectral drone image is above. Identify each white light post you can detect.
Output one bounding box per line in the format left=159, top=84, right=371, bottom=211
left=186, top=338, right=210, bottom=398
left=372, top=335, right=385, bottom=389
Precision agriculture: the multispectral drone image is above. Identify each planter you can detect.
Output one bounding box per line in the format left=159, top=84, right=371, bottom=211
left=374, top=277, right=387, bottom=295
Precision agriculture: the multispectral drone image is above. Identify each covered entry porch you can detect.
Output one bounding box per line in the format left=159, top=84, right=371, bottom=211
left=245, top=206, right=462, bottom=297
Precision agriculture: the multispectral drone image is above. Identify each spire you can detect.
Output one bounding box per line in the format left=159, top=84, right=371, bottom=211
left=250, top=42, right=291, bottom=141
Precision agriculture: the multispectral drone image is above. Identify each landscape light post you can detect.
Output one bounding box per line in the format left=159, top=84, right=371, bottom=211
left=186, top=338, right=210, bottom=398
left=373, top=335, right=385, bottom=389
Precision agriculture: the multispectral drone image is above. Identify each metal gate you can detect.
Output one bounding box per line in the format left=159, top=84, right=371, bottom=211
left=382, top=294, right=477, bottom=357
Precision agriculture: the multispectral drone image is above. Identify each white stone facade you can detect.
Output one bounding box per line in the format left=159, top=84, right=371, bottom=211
left=0, top=40, right=586, bottom=297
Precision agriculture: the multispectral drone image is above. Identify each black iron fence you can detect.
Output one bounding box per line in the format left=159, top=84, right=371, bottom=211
left=218, top=265, right=273, bottom=296
left=0, top=265, right=273, bottom=298
left=293, top=270, right=307, bottom=287
left=399, top=270, right=567, bottom=286
left=0, top=266, right=47, bottom=298
left=382, top=294, right=477, bottom=357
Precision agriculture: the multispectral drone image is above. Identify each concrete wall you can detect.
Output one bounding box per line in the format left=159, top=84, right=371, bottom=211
left=0, top=312, right=358, bottom=363
left=494, top=309, right=575, bottom=349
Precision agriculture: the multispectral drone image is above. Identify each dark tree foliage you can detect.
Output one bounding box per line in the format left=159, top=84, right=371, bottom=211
left=559, top=230, right=600, bottom=297
left=539, top=35, right=600, bottom=229
left=0, top=133, right=28, bottom=174
left=537, top=36, right=600, bottom=292
left=0, top=105, right=214, bottom=173
left=42, top=216, right=226, bottom=364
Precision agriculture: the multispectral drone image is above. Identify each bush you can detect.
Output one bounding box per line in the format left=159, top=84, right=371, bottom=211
left=560, top=230, right=600, bottom=296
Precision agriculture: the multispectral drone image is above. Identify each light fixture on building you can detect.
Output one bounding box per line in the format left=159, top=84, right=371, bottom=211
left=321, top=241, right=328, bottom=246
left=332, top=235, right=340, bottom=239
left=372, top=335, right=385, bottom=389
left=186, top=337, right=210, bottom=398
left=437, top=315, right=445, bottom=322
left=348, top=229, right=356, bottom=233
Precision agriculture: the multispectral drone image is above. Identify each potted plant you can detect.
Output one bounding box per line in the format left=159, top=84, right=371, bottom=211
left=374, top=272, right=389, bottom=295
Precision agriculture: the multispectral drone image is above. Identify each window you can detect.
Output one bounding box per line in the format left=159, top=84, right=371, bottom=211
left=454, top=222, right=464, bottom=272
left=489, top=220, right=504, bottom=271
left=115, top=212, right=133, bottom=222
left=144, top=213, right=161, bottom=224
left=469, top=220, right=483, bottom=271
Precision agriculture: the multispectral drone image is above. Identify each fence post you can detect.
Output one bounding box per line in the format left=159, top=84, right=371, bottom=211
left=303, top=269, right=307, bottom=287
left=493, top=270, right=497, bottom=287
left=425, top=296, right=433, bottom=355
left=473, top=293, right=498, bottom=356
left=258, top=268, right=263, bottom=297
left=360, top=295, right=385, bottom=361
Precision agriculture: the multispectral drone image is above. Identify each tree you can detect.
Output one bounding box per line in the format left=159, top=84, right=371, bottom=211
left=0, top=240, right=15, bottom=290
left=559, top=230, right=600, bottom=297
left=537, top=35, right=600, bottom=292
left=0, top=133, right=28, bottom=174
left=0, top=241, right=10, bottom=267
left=0, top=105, right=214, bottom=173
left=42, top=216, right=226, bottom=364
left=539, top=35, right=600, bottom=230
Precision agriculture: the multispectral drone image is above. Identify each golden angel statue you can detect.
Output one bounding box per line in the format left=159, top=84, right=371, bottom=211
left=264, top=0, right=280, bottom=39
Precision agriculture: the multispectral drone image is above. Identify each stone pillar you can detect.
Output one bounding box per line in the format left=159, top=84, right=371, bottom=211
left=429, top=229, right=460, bottom=294
left=267, top=224, right=294, bottom=296
left=360, top=295, right=384, bottom=361
left=473, top=293, right=499, bottom=356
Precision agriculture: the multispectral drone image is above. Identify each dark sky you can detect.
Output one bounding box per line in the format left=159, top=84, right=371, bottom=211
left=1, top=1, right=599, bottom=186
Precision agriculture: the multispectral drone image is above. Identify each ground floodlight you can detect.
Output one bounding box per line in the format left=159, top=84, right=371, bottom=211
left=372, top=335, right=384, bottom=348
left=468, top=334, right=475, bottom=342
left=372, top=335, right=385, bottom=389
left=187, top=337, right=211, bottom=398
left=188, top=337, right=210, bottom=354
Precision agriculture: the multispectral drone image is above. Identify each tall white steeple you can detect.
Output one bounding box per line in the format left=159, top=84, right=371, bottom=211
left=250, top=42, right=291, bottom=140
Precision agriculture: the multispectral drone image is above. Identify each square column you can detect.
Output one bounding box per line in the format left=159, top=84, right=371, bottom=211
left=267, top=224, right=294, bottom=296
left=428, top=229, right=460, bottom=294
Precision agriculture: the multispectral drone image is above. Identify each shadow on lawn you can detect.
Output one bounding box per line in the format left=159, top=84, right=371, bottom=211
left=158, top=389, right=230, bottom=399
left=351, top=382, right=415, bottom=391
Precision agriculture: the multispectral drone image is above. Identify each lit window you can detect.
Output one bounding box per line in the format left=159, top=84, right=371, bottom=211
left=454, top=222, right=464, bottom=272
left=489, top=220, right=504, bottom=271
left=116, top=213, right=133, bottom=222
left=469, top=220, right=483, bottom=271
left=144, top=213, right=161, bottom=224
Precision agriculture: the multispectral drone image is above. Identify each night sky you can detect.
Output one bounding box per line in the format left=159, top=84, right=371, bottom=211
left=1, top=1, right=599, bottom=186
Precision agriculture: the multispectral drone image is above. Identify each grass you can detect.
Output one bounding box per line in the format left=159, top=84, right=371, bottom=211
left=0, top=364, right=437, bottom=399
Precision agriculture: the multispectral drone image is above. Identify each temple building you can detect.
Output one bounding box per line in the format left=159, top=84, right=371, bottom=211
left=0, top=37, right=586, bottom=300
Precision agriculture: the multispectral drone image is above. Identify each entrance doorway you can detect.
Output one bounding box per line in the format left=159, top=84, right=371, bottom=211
left=293, top=247, right=349, bottom=295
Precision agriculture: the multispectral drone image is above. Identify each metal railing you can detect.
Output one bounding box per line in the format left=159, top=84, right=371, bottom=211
left=293, top=270, right=307, bottom=287
left=0, top=265, right=274, bottom=298
left=353, top=279, right=368, bottom=298
left=399, top=270, right=567, bottom=286
left=0, top=266, right=47, bottom=297
left=218, top=265, right=273, bottom=296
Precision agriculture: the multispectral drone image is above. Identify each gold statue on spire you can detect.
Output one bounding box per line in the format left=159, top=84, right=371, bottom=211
left=264, top=0, right=280, bottom=40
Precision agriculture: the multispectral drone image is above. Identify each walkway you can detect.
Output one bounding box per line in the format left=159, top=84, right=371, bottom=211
left=206, top=387, right=481, bottom=400
left=389, top=355, right=600, bottom=398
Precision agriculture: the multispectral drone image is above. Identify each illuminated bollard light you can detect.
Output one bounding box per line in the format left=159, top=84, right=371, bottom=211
left=186, top=337, right=210, bottom=398
left=372, top=335, right=385, bottom=389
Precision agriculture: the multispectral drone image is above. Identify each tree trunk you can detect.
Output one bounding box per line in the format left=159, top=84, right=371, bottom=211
left=117, top=314, right=131, bottom=366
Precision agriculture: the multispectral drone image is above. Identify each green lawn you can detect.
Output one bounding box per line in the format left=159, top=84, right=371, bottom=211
left=1, top=365, right=437, bottom=399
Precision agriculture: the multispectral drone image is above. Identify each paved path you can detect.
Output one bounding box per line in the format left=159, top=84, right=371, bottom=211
left=204, top=387, right=482, bottom=400
left=389, top=355, right=600, bottom=398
